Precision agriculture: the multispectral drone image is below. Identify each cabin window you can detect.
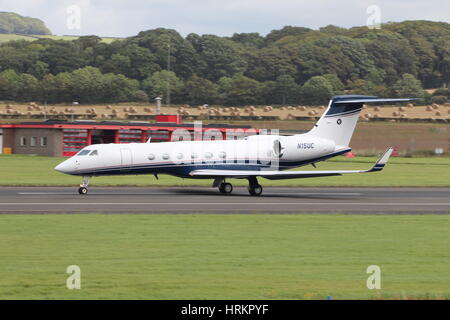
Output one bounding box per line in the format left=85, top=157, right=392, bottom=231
left=77, top=149, right=91, bottom=156
left=176, top=153, right=183, bottom=160
left=162, top=153, right=170, bottom=160
left=30, top=137, right=37, bottom=147
left=20, top=136, right=26, bottom=146
left=89, top=150, right=99, bottom=156
left=40, top=137, right=47, bottom=147
left=218, top=151, right=226, bottom=159
left=191, top=153, right=198, bottom=159
left=205, top=152, right=213, bottom=159
left=147, top=154, right=155, bottom=160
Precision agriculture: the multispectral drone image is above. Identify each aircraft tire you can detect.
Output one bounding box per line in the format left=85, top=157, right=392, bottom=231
left=248, top=184, right=263, bottom=196
left=219, top=183, right=233, bottom=194
left=78, top=187, right=88, bottom=195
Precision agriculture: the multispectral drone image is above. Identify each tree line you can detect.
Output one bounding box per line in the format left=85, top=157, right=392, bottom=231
left=0, top=20, right=449, bottom=105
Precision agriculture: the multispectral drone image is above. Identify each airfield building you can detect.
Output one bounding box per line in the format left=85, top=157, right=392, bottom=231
left=0, top=115, right=260, bottom=157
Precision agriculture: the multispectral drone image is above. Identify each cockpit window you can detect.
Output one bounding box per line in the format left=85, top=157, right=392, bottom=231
left=77, top=150, right=91, bottom=156
left=89, top=150, right=98, bottom=156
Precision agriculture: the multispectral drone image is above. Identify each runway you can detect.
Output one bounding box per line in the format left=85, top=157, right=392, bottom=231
left=0, top=186, right=449, bottom=214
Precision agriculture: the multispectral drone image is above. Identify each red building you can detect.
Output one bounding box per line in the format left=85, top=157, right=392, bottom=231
left=0, top=115, right=260, bottom=157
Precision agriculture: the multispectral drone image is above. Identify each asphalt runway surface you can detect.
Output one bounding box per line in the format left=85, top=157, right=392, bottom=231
left=0, top=186, right=449, bottom=214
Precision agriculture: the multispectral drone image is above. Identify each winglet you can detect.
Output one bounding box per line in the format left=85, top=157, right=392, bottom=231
left=368, top=147, right=394, bottom=172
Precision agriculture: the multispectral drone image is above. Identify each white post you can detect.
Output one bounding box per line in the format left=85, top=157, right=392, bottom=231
left=155, top=96, right=162, bottom=115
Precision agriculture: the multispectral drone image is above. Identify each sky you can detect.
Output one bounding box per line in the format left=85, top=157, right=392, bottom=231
left=1, top=0, right=449, bottom=37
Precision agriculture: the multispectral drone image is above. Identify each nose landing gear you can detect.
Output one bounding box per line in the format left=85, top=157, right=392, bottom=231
left=78, top=176, right=91, bottom=195
left=78, top=187, right=88, bottom=195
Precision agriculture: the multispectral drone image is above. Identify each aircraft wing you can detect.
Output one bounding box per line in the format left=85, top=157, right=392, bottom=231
left=189, top=148, right=393, bottom=180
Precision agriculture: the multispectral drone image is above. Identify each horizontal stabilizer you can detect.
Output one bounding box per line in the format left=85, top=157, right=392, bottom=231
left=189, top=148, right=393, bottom=180
left=334, top=98, right=417, bottom=104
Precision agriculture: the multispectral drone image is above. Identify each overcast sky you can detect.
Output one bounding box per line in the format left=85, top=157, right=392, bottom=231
left=1, top=0, right=449, bottom=37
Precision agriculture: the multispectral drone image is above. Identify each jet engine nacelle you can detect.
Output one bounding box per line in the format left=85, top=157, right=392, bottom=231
left=279, top=136, right=335, bottom=161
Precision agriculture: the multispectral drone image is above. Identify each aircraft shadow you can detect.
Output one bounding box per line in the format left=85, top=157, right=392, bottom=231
left=167, top=188, right=361, bottom=200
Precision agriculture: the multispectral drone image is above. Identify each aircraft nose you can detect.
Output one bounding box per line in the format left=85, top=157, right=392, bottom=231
left=54, top=160, right=72, bottom=174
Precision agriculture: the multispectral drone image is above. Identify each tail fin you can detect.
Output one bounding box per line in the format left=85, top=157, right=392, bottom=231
left=307, top=95, right=416, bottom=147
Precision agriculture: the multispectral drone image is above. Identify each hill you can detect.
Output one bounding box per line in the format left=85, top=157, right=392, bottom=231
left=0, top=12, right=51, bottom=35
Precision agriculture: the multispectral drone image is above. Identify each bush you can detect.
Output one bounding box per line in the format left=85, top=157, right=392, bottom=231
left=431, top=95, right=448, bottom=104
left=133, top=90, right=149, bottom=102
left=432, top=88, right=450, bottom=99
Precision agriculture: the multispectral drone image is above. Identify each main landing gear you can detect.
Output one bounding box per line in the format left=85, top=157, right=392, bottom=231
left=247, top=176, right=263, bottom=196
left=214, top=178, right=233, bottom=194
left=78, top=176, right=91, bottom=195
left=214, top=177, right=263, bottom=196
left=219, top=182, right=233, bottom=194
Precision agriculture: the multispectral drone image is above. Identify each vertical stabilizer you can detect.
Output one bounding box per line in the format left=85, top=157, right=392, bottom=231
left=307, top=95, right=415, bottom=147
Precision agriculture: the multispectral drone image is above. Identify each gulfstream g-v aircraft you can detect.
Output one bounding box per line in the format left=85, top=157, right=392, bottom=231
left=55, top=95, right=414, bottom=196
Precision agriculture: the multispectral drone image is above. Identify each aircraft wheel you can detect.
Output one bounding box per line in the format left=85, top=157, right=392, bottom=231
left=78, top=187, right=88, bottom=195
left=219, top=183, right=233, bottom=194
left=248, top=184, right=263, bottom=196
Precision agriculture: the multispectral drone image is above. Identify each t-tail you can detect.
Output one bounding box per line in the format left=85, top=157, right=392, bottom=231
left=307, top=95, right=416, bottom=148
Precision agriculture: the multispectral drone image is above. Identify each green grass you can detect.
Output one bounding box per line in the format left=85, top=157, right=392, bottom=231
left=1, top=154, right=449, bottom=187
left=0, top=214, right=448, bottom=299
left=0, top=33, right=120, bottom=43
left=34, top=35, right=119, bottom=43
left=0, top=33, right=37, bottom=42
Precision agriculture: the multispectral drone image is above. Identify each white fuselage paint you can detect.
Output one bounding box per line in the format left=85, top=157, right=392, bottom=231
left=54, top=133, right=343, bottom=178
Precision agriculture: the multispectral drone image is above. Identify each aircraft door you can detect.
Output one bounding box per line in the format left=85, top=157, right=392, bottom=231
left=120, top=148, right=133, bottom=171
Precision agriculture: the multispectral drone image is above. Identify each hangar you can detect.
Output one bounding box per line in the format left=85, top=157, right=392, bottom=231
left=0, top=115, right=259, bottom=157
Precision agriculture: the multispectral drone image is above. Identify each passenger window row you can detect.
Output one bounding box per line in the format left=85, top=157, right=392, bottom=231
left=147, top=152, right=227, bottom=161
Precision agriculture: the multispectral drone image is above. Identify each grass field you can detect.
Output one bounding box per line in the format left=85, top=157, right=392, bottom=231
left=35, top=34, right=119, bottom=43
left=0, top=34, right=37, bottom=42
left=0, top=33, right=120, bottom=43
left=0, top=154, right=449, bottom=187
left=0, top=214, right=448, bottom=299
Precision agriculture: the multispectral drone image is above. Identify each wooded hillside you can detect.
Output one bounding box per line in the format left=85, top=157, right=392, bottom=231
left=0, top=12, right=51, bottom=35
left=0, top=20, right=449, bottom=105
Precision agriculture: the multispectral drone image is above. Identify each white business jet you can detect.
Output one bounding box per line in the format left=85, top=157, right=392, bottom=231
left=55, top=95, right=414, bottom=196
